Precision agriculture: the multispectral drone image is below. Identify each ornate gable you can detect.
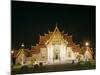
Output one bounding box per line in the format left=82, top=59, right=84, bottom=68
left=45, top=25, right=68, bottom=45
left=31, top=24, right=81, bottom=54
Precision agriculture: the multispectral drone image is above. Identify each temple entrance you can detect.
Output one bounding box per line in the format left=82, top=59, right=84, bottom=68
left=47, top=26, right=68, bottom=64
left=53, top=44, right=60, bottom=63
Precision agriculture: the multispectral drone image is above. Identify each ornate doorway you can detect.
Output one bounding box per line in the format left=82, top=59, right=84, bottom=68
left=53, top=44, right=60, bottom=63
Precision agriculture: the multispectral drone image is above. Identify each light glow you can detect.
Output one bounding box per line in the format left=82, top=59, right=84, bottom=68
left=21, top=43, right=24, bottom=47
left=11, top=51, right=14, bottom=54
left=85, top=42, right=89, bottom=46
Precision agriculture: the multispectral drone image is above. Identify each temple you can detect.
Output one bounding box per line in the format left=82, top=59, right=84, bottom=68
left=14, top=25, right=93, bottom=66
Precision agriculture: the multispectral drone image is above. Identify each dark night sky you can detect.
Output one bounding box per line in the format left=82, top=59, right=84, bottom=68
left=11, top=1, right=96, bottom=49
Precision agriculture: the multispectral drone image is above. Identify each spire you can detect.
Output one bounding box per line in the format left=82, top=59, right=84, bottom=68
left=54, top=23, right=60, bottom=32
left=56, top=23, right=58, bottom=27
left=48, top=30, right=50, bottom=33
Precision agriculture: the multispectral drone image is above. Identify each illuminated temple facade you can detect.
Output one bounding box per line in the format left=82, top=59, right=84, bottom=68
left=15, top=25, right=93, bottom=65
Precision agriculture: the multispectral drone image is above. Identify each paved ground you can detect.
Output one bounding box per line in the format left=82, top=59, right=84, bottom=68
left=11, top=62, right=96, bottom=75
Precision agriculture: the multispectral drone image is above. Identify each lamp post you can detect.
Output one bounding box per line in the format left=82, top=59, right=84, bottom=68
left=85, top=42, right=90, bottom=52
left=85, top=42, right=90, bottom=62
left=11, top=50, right=15, bottom=65
left=85, top=42, right=90, bottom=51
left=21, top=43, right=25, bottom=48
left=21, top=43, right=25, bottom=66
left=11, top=50, right=14, bottom=54
left=85, top=42, right=89, bottom=47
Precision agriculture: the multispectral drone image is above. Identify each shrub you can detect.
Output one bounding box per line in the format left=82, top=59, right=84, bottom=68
left=20, top=66, right=30, bottom=73
left=34, top=64, right=39, bottom=69
left=39, top=62, right=43, bottom=67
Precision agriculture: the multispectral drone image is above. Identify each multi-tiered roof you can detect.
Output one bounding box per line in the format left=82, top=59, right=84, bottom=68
left=31, top=25, right=81, bottom=54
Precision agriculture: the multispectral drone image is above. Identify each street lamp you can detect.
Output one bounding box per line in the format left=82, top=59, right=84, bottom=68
left=11, top=50, right=14, bottom=54
left=85, top=42, right=89, bottom=46
left=21, top=43, right=24, bottom=48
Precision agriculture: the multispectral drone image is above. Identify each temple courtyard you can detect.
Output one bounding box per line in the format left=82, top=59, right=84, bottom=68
left=11, top=60, right=95, bottom=75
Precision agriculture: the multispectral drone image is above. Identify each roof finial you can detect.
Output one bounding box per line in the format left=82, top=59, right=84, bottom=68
left=48, top=30, right=50, bottom=33
left=55, top=23, right=58, bottom=28
left=54, top=23, right=60, bottom=32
